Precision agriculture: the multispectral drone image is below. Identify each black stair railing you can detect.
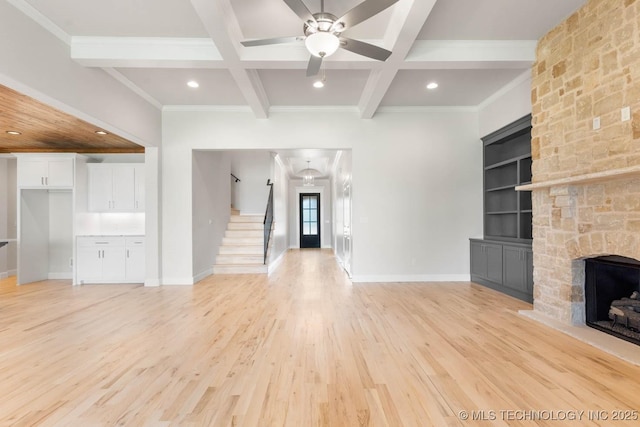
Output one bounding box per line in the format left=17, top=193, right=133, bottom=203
left=263, top=179, right=274, bottom=264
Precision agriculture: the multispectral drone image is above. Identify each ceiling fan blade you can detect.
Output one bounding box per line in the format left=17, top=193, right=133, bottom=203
left=283, top=0, right=317, bottom=26
left=339, top=37, right=392, bottom=61
left=241, top=36, right=300, bottom=47
left=306, top=55, right=322, bottom=77
left=335, top=0, right=400, bottom=30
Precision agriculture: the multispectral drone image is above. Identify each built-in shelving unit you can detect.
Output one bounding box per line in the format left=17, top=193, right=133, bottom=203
left=470, top=115, right=533, bottom=303
left=483, top=116, right=533, bottom=242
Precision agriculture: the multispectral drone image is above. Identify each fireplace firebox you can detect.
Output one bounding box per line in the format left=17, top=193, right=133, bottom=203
left=585, top=256, right=640, bottom=346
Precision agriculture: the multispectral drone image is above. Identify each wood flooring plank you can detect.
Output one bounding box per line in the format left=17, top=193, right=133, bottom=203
left=1, top=249, right=640, bottom=426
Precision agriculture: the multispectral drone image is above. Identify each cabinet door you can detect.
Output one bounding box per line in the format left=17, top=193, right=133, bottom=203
left=485, top=244, right=503, bottom=284
left=125, top=238, right=145, bottom=283
left=134, top=165, right=145, bottom=212
left=101, top=246, right=126, bottom=281
left=470, top=242, right=488, bottom=279
left=47, top=159, right=74, bottom=187
left=112, top=166, right=136, bottom=212
left=18, top=159, right=47, bottom=187
left=503, top=246, right=526, bottom=291
left=76, top=246, right=102, bottom=283
left=88, top=166, right=113, bottom=211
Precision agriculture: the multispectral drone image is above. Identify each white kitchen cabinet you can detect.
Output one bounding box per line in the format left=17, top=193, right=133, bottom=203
left=76, top=236, right=145, bottom=284
left=125, top=237, right=145, bottom=282
left=88, top=164, right=143, bottom=212
left=133, top=164, right=145, bottom=212
left=17, top=157, right=74, bottom=188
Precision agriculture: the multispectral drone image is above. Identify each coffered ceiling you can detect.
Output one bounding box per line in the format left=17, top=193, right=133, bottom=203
left=1, top=0, right=587, bottom=153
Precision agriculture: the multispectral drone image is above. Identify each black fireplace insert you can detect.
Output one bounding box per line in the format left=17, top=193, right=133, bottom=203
left=585, top=256, right=640, bottom=346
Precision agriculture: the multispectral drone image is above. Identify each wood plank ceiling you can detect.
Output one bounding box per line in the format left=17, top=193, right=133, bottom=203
left=0, top=84, right=143, bottom=154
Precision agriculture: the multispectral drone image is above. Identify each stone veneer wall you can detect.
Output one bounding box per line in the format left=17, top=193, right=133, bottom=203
left=531, top=0, right=640, bottom=323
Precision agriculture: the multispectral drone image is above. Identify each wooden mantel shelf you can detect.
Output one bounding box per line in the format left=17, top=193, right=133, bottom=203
left=516, top=165, right=640, bottom=191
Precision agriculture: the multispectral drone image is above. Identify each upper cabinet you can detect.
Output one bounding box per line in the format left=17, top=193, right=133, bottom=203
left=16, top=155, right=75, bottom=188
left=88, top=163, right=144, bottom=212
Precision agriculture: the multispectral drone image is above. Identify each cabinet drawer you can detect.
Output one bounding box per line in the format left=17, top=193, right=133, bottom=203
left=77, top=236, right=125, bottom=247
left=125, top=236, right=145, bottom=246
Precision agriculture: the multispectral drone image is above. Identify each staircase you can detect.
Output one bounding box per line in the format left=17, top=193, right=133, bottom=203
left=213, top=209, right=268, bottom=274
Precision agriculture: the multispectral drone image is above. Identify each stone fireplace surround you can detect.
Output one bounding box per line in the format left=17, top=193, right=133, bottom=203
left=517, top=165, right=640, bottom=364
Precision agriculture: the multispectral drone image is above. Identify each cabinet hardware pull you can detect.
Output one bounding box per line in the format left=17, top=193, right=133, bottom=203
left=127, top=250, right=130, bottom=258
left=95, top=242, right=108, bottom=244
left=45, top=176, right=48, bottom=185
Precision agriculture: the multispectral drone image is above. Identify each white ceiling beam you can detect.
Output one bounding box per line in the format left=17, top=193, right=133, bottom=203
left=406, top=40, right=537, bottom=63
left=358, top=0, right=438, bottom=119
left=190, top=0, right=269, bottom=118
left=70, top=37, right=535, bottom=70
left=71, top=37, right=223, bottom=68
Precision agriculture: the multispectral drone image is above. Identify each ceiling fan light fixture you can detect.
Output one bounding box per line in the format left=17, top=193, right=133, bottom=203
left=313, top=79, right=325, bottom=88
left=305, top=32, right=340, bottom=58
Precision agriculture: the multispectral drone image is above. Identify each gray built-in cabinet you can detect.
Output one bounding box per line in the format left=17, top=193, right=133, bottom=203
left=470, top=115, right=533, bottom=303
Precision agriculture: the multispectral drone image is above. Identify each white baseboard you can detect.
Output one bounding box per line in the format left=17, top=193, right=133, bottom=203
left=144, top=278, right=161, bottom=287
left=8, top=269, right=16, bottom=276
left=0, top=271, right=7, bottom=279
left=161, top=277, right=195, bottom=285
left=268, top=250, right=286, bottom=275
left=351, top=274, right=471, bottom=283
left=48, top=272, right=73, bottom=280
left=193, top=268, right=213, bottom=284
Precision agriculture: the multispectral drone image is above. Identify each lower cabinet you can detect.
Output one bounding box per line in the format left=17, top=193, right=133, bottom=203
left=76, top=236, right=145, bottom=284
left=470, top=238, right=533, bottom=303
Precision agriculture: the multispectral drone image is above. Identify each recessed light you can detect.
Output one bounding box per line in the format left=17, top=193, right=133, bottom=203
left=426, top=82, right=438, bottom=90
left=313, top=80, right=325, bottom=89
left=95, top=130, right=108, bottom=135
left=6, top=131, right=21, bottom=135
left=187, top=80, right=199, bottom=88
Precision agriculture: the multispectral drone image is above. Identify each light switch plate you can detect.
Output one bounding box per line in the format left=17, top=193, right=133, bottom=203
left=622, top=106, right=631, bottom=122
left=593, top=117, right=601, bottom=130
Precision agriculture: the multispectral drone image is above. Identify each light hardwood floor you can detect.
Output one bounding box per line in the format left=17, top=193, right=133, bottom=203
left=1, top=249, right=640, bottom=426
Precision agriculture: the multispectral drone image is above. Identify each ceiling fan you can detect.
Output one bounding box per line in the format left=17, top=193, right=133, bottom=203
left=241, top=0, right=399, bottom=77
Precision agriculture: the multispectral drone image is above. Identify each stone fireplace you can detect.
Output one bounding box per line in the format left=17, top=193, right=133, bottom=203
left=521, top=0, right=640, bottom=347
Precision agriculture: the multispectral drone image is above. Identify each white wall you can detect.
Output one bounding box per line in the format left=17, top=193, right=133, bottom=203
left=270, top=154, right=289, bottom=264
left=48, top=191, right=73, bottom=278
left=162, top=110, right=483, bottom=283
left=0, top=1, right=160, bottom=147
left=350, top=112, right=482, bottom=281
left=7, top=158, right=17, bottom=275
left=0, top=159, right=7, bottom=277
left=478, top=72, right=532, bottom=137
left=0, top=158, right=17, bottom=278
left=289, top=179, right=332, bottom=249
left=192, top=151, right=230, bottom=283
left=230, top=151, right=272, bottom=215
left=332, top=150, right=352, bottom=267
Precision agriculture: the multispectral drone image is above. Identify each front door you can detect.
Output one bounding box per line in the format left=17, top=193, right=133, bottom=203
left=300, top=193, right=320, bottom=248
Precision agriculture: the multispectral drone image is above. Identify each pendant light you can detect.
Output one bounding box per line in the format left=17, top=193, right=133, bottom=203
left=301, top=161, right=319, bottom=186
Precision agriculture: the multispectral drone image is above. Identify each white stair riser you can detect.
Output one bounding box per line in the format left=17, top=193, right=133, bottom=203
left=218, top=246, right=263, bottom=255
left=225, top=230, right=263, bottom=238
left=229, top=215, right=263, bottom=223
left=213, top=265, right=268, bottom=274
left=228, top=222, right=263, bottom=230
left=222, top=237, right=263, bottom=245
left=216, top=255, right=263, bottom=264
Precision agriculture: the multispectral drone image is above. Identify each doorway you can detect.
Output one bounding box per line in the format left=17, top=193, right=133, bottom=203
left=299, top=193, right=320, bottom=248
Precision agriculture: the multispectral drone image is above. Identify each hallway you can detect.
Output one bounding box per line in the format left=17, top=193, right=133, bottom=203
left=1, top=249, right=639, bottom=425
